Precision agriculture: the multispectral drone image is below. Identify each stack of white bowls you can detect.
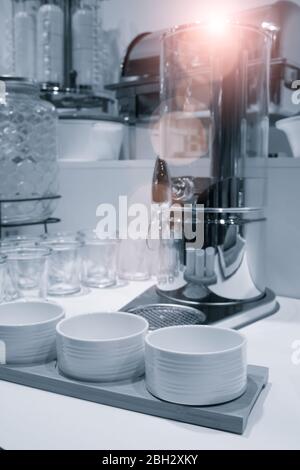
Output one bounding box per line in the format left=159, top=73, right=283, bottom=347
left=145, top=325, right=247, bottom=406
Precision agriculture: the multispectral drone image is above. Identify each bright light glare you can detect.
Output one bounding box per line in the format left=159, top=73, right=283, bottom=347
left=206, top=15, right=230, bottom=35
left=261, top=21, right=278, bottom=32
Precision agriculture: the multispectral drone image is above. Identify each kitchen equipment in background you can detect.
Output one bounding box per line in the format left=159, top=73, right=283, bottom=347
left=37, top=0, right=64, bottom=86
left=107, top=1, right=300, bottom=160
left=80, top=234, right=118, bottom=288
left=72, top=0, right=106, bottom=91
left=145, top=325, right=247, bottom=406
left=1, top=1, right=115, bottom=114
left=0, top=300, right=64, bottom=364
left=40, top=238, right=81, bottom=296
left=13, top=0, right=38, bottom=80
left=56, top=312, right=148, bottom=382
left=0, top=77, right=59, bottom=224
left=0, top=255, right=7, bottom=304
left=72, top=0, right=95, bottom=88
left=1, top=247, right=50, bottom=300
left=57, top=115, right=124, bottom=161
left=275, top=115, right=300, bottom=157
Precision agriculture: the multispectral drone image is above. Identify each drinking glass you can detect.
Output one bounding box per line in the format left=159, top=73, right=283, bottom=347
left=2, top=247, right=50, bottom=300
left=40, top=231, right=79, bottom=243
left=0, top=235, right=40, bottom=248
left=41, top=239, right=82, bottom=296
left=118, top=238, right=151, bottom=281
left=0, top=255, right=7, bottom=303
left=81, top=235, right=118, bottom=288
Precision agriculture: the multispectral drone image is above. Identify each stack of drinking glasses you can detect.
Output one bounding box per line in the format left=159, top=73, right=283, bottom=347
left=0, top=230, right=125, bottom=302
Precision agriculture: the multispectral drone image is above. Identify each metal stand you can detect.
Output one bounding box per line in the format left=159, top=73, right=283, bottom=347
left=0, top=195, right=61, bottom=239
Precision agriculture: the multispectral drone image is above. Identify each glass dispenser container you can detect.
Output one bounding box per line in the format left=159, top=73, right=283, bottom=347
left=0, top=1, right=112, bottom=99
left=155, top=22, right=275, bottom=320
left=36, top=0, right=64, bottom=86
left=72, top=0, right=105, bottom=92
left=13, top=0, right=38, bottom=80
left=0, top=77, right=59, bottom=224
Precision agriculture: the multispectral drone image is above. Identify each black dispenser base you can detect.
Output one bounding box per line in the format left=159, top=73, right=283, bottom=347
left=123, top=286, right=278, bottom=330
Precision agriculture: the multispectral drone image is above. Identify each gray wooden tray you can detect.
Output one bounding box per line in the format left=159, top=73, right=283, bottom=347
left=0, top=362, right=268, bottom=435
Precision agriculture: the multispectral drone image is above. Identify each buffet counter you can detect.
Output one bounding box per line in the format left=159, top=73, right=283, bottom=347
left=0, top=281, right=299, bottom=450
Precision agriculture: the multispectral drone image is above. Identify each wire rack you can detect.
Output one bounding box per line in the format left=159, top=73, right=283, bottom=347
left=127, top=304, right=206, bottom=330
left=0, top=195, right=61, bottom=238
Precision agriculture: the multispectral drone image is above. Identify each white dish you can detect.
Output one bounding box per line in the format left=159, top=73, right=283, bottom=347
left=145, top=325, right=247, bottom=406
left=56, top=312, right=149, bottom=382
left=276, top=116, right=300, bottom=157
left=57, top=119, right=124, bottom=161
left=0, top=301, right=65, bottom=365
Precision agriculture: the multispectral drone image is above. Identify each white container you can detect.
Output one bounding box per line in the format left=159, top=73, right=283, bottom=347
left=276, top=116, right=300, bottom=157
left=56, top=312, right=149, bottom=382
left=57, top=118, right=124, bottom=161
left=145, top=325, right=247, bottom=406
left=0, top=301, right=65, bottom=365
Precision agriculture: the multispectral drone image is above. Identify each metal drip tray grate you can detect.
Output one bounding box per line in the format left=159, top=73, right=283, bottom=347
left=127, top=304, right=206, bottom=330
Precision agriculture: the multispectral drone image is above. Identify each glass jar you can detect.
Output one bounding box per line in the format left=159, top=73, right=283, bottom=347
left=0, top=76, right=59, bottom=224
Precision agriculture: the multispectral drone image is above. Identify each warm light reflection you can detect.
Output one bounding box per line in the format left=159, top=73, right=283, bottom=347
left=205, top=15, right=230, bottom=35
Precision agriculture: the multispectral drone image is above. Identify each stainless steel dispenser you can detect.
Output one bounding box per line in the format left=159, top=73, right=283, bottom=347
left=124, top=21, right=278, bottom=329
left=156, top=22, right=276, bottom=324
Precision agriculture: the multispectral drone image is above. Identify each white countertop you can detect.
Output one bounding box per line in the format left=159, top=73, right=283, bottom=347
left=1, top=282, right=300, bottom=450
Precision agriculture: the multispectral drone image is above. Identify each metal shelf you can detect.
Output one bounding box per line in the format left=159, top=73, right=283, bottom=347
left=0, top=195, right=61, bottom=238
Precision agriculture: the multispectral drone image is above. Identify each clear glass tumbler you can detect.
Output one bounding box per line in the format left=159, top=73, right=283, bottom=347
left=0, top=255, right=7, bottom=303
left=81, top=236, right=118, bottom=288
left=2, top=247, right=50, bottom=300
left=118, top=238, right=151, bottom=281
left=0, top=235, right=40, bottom=248
left=41, top=239, right=81, bottom=296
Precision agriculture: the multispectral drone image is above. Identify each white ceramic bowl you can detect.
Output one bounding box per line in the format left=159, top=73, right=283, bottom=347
left=57, top=119, right=124, bottom=161
left=0, top=301, right=65, bottom=365
left=56, top=312, right=149, bottom=382
left=145, top=325, right=247, bottom=406
left=276, top=116, right=300, bottom=157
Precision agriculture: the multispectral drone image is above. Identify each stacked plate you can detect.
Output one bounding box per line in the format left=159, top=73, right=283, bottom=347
left=0, top=301, right=65, bottom=365
left=56, top=312, right=149, bottom=382
left=145, top=325, right=247, bottom=406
